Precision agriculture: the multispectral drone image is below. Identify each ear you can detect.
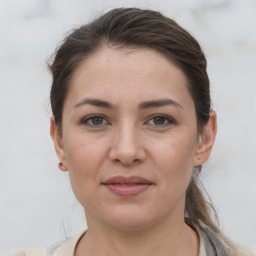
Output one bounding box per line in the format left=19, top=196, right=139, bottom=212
left=194, top=111, right=217, bottom=167
left=50, top=117, right=68, bottom=171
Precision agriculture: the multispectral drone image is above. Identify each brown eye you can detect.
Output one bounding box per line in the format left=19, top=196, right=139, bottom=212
left=147, top=115, right=175, bottom=126
left=91, top=116, right=104, bottom=125
left=82, top=115, right=108, bottom=126
left=153, top=116, right=167, bottom=125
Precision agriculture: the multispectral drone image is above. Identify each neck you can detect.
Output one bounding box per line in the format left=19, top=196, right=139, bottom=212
left=75, top=216, right=199, bottom=256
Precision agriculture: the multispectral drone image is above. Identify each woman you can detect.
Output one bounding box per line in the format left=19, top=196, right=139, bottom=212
left=19, top=7, right=255, bottom=256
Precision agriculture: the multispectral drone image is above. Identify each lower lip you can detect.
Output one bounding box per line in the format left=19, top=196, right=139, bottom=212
left=103, top=184, right=152, bottom=196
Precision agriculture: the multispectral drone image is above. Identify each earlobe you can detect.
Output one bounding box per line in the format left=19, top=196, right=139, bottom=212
left=194, top=111, right=217, bottom=167
left=50, top=117, right=68, bottom=171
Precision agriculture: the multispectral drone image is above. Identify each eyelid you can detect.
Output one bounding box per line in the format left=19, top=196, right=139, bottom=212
left=145, top=114, right=176, bottom=126
left=81, top=114, right=110, bottom=126
left=80, top=113, right=176, bottom=127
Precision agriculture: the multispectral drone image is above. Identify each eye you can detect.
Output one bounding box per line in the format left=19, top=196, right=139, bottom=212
left=147, top=115, right=175, bottom=126
left=81, top=115, right=109, bottom=127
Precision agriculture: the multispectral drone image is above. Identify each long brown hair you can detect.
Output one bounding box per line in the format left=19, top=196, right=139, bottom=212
left=49, top=7, right=220, bottom=234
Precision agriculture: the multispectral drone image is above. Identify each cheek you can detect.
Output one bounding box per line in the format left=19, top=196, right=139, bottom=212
left=63, top=133, right=108, bottom=196
left=64, top=130, right=108, bottom=165
left=149, top=130, right=197, bottom=191
left=151, top=130, right=197, bottom=168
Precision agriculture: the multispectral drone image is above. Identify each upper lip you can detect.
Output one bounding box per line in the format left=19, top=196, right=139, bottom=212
left=102, top=176, right=153, bottom=185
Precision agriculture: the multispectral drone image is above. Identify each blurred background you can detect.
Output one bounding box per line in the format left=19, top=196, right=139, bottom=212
left=0, top=0, right=255, bottom=254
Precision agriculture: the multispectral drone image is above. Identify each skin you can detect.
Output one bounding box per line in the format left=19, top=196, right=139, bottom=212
left=51, top=47, right=217, bottom=256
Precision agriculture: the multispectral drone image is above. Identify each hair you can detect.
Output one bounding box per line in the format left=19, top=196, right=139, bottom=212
left=49, top=8, right=221, bottom=235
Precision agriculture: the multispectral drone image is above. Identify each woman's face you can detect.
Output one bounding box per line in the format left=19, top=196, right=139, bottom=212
left=51, top=47, right=215, bottom=230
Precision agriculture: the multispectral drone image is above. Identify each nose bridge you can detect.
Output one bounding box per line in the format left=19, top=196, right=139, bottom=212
left=109, top=119, right=145, bottom=165
left=118, top=120, right=138, bottom=149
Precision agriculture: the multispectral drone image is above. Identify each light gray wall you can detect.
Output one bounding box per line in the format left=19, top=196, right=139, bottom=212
left=1, top=0, right=255, bottom=254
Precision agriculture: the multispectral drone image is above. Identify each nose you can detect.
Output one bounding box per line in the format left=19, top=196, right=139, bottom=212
left=109, top=123, right=146, bottom=166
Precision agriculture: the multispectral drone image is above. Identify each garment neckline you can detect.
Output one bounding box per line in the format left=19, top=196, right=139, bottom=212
left=54, top=225, right=206, bottom=256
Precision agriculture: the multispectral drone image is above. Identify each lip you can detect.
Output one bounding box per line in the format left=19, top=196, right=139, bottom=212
left=102, top=176, right=154, bottom=196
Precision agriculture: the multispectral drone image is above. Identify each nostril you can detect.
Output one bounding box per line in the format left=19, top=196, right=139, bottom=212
left=111, top=156, right=141, bottom=166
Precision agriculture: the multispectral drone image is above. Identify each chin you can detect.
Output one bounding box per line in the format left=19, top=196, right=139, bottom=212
left=107, top=216, right=154, bottom=231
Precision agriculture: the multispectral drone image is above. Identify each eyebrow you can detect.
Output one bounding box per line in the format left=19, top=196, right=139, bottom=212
left=74, top=98, right=183, bottom=109
left=139, top=99, right=183, bottom=109
left=74, top=98, right=113, bottom=108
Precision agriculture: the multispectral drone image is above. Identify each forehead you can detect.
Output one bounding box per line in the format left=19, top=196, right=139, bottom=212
left=65, top=46, right=193, bottom=108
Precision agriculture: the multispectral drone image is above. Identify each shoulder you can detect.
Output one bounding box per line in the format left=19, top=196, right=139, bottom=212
left=213, top=232, right=256, bottom=256
left=10, top=247, right=46, bottom=256
left=194, top=224, right=255, bottom=256
left=218, top=233, right=256, bottom=256
left=52, top=232, right=85, bottom=256
left=10, top=252, right=26, bottom=256
left=14, top=231, right=86, bottom=256
left=227, top=241, right=256, bottom=256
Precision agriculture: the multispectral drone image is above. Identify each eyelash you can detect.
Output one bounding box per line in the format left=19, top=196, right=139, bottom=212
left=146, top=114, right=176, bottom=127
left=80, top=114, right=176, bottom=127
left=81, top=114, right=109, bottom=127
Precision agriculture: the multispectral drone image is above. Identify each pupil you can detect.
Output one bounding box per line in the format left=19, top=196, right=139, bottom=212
left=154, top=117, right=165, bottom=125
left=92, top=117, right=103, bottom=125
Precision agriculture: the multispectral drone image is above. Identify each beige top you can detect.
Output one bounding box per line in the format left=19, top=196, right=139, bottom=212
left=16, top=228, right=255, bottom=256
left=49, top=228, right=207, bottom=256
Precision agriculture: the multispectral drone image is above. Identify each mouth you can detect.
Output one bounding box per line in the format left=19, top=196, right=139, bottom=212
left=102, top=176, right=154, bottom=196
